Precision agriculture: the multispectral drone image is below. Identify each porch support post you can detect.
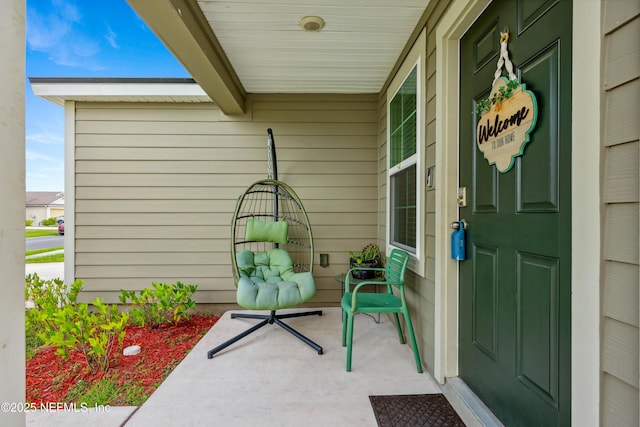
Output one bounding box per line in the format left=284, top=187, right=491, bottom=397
left=0, top=0, right=26, bottom=425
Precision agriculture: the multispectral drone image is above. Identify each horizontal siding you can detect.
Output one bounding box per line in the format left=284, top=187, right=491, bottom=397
left=75, top=186, right=377, bottom=200
left=75, top=173, right=377, bottom=188
left=75, top=120, right=377, bottom=136
left=604, top=203, right=640, bottom=264
left=604, top=79, right=639, bottom=147
left=74, top=94, right=379, bottom=304
left=603, top=261, right=640, bottom=327
left=252, top=109, right=377, bottom=124
left=602, top=373, right=640, bottom=427
left=603, top=17, right=640, bottom=89
left=601, top=2, right=640, bottom=424
left=75, top=147, right=378, bottom=161
left=603, top=0, right=640, bottom=33
left=76, top=133, right=377, bottom=148
left=74, top=160, right=376, bottom=175
left=75, top=199, right=379, bottom=213
left=75, top=199, right=378, bottom=215
left=602, top=318, right=640, bottom=388
left=76, top=224, right=377, bottom=240
left=603, top=141, right=639, bottom=203
left=373, top=1, right=449, bottom=375
left=74, top=205, right=376, bottom=222
left=75, top=105, right=224, bottom=122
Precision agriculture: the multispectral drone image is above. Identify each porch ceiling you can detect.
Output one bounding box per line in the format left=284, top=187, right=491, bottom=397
left=126, top=0, right=430, bottom=114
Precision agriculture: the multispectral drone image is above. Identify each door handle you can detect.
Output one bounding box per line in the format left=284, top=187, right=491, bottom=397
left=451, top=220, right=467, bottom=230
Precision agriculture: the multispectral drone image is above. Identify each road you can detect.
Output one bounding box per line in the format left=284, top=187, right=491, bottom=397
left=26, top=235, right=64, bottom=251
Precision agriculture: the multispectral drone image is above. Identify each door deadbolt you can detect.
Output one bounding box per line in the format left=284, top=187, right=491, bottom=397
left=457, top=187, right=467, bottom=207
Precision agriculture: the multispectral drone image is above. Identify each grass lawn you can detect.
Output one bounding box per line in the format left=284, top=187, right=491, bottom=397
left=26, top=253, right=64, bottom=264
left=26, top=229, right=59, bottom=238
left=26, top=246, right=64, bottom=257
left=25, top=230, right=63, bottom=263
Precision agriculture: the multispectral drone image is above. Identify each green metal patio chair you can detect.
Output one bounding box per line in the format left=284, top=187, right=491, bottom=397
left=341, top=248, right=422, bottom=373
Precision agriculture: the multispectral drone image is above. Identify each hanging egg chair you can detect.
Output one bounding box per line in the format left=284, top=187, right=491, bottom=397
left=207, top=130, right=323, bottom=359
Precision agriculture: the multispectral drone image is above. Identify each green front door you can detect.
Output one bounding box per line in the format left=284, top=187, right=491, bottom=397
left=459, top=1, right=572, bottom=425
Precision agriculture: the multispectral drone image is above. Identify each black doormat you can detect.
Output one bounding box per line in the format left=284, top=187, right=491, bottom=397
left=369, top=394, right=466, bottom=427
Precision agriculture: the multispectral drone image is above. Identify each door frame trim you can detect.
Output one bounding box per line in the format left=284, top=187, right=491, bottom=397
left=433, top=0, right=491, bottom=384
left=568, top=2, right=601, bottom=424
left=433, top=0, right=601, bottom=424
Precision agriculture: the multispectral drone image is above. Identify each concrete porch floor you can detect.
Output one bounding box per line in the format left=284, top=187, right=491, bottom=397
left=28, top=307, right=476, bottom=426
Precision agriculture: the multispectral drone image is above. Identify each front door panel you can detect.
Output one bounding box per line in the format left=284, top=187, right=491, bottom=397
left=459, top=1, right=571, bottom=425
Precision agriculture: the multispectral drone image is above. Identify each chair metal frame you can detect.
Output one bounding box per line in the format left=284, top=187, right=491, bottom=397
left=341, top=248, right=423, bottom=372
left=207, top=179, right=323, bottom=359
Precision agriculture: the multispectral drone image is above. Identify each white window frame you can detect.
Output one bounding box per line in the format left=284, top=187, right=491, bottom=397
left=386, top=29, right=426, bottom=276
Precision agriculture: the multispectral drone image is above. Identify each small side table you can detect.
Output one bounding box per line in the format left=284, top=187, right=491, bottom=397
left=335, top=273, right=385, bottom=323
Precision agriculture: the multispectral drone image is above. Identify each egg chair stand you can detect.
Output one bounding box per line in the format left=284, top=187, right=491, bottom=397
left=207, top=130, right=323, bottom=359
left=206, top=309, right=323, bottom=358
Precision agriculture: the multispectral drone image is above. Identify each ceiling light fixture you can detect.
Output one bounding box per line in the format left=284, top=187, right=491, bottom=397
left=300, top=16, right=325, bottom=32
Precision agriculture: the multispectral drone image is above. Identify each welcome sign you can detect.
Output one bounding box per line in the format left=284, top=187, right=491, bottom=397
left=476, top=76, right=538, bottom=172
left=475, top=31, right=538, bottom=173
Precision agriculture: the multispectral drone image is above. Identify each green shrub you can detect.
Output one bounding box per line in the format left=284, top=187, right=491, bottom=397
left=25, top=274, right=128, bottom=372
left=119, top=281, right=198, bottom=328
left=25, top=273, right=69, bottom=323
left=26, top=219, right=34, bottom=226
left=25, top=318, right=45, bottom=360
left=41, top=218, right=57, bottom=226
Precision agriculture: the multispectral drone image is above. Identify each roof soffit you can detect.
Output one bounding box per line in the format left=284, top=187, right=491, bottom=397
left=128, top=0, right=430, bottom=98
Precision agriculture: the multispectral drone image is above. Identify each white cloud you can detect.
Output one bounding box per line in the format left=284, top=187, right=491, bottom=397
left=27, top=131, right=64, bottom=145
left=105, top=26, right=119, bottom=49
left=52, top=0, right=81, bottom=22
left=25, top=148, right=64, bottom=191
left=26, top=7, right=71, bottom=51
left=26, top=0, right=102, bottom=69
left=25, top=150, right=56, bottom=162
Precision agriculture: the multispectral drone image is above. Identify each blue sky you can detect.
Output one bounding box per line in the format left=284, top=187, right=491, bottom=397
left=26, top=0, right=189, bottom=191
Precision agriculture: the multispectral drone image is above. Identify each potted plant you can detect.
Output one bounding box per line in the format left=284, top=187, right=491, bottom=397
left=349, top=243, right=386, bottom=279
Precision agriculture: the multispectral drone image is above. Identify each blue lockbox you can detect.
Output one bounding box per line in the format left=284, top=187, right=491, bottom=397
left=451, top=221, right=466, bottom=261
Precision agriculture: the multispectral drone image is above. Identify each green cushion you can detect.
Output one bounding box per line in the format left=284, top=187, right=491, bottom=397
left=245, top=218, right=288, bottom=244
left=236, top=249, right=316, bottom=310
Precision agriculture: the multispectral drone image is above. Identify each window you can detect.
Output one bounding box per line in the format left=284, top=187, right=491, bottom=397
left=389, top=67, right=418, bottom=252
left=386, top=30, right=425, bottom=275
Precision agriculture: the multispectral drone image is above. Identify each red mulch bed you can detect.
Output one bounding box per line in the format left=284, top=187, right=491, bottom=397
left=27, top=314, right=220, bottom=406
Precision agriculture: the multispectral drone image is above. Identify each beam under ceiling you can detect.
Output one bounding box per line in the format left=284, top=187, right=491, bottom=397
left=127, top=0, right=246, bottom=115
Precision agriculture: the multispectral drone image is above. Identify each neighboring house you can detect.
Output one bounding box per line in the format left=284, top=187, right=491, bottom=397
left=29, top=0, right=639, bottom=426
left=25, top=191, right=64, bottom=225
